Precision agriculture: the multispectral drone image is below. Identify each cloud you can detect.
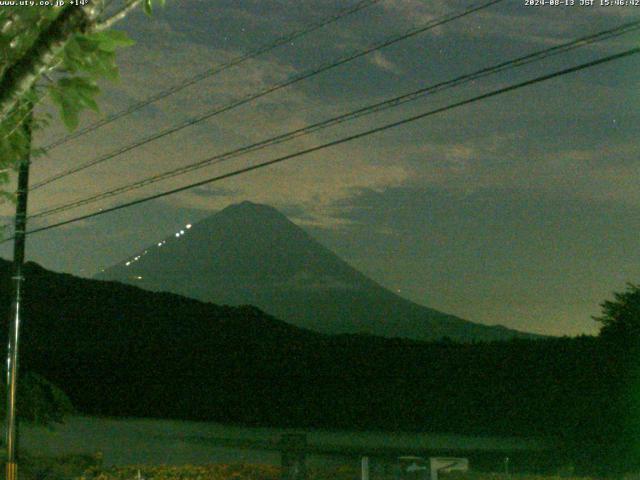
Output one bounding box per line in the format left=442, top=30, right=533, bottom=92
left=1, top=0, right=637, bottom=338
left=381, top=0, right=448, bottom=25
left=168, top=149, right=411, bottom=228
left=368, top=51, right=402, bottom=74
left=22, top=1, right=431, bottom=229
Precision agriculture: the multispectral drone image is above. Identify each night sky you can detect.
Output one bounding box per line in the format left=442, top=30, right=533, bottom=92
left=1, top=0, right=638, bottom=336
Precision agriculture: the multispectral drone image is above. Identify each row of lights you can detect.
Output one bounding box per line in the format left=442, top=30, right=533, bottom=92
left=124, top=223, right=193, bottom=267
left=125, top=251, right=146, bottom=267
left=175, top=223, right=192, bottom=238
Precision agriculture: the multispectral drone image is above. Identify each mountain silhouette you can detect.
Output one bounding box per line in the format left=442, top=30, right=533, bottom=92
left=95, top=201, right=537, bottom=342
left=0, top=259, right=599, bottom=449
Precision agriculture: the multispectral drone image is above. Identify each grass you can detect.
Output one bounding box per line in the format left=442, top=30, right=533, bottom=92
left=81, top=464, right=365, bottom=480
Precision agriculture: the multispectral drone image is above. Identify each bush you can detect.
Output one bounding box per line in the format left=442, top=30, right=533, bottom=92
left=0, top=452, right=102, bottom=480
left=0, top=371, right=74, bottom=426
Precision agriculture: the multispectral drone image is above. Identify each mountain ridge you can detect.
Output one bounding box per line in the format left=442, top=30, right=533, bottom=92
left=95, top=201, right=539, bottom=342
left=0, top=229, right=616, bottom=472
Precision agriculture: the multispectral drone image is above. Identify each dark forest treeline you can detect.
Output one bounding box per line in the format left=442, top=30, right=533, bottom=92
left=0, top=260, right=637, bottom=473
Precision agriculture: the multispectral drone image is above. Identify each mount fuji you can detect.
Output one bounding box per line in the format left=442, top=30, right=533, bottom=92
left=95, top=201, right=536, bottom=342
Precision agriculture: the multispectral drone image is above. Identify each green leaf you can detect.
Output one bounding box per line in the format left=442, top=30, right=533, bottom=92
left=143, top=0, right=166, bottom=15
left=0, top=104, right=32, bottom=165
left=60, top=77, right=100, bottom=112
left=60, top=37, right=85, bottom=73
left=83, top=30, right=135, bottom=53
left=61, top=30, right=134, bottom=82
left=49, top=87, right=78, bottom=130
left=30, top=146, right=47, bottom=159
left=74, top=35, right=101, bottom=53
left=62, top=37, right=120, bottom=81
left=48, top=77, right=101, bottom=131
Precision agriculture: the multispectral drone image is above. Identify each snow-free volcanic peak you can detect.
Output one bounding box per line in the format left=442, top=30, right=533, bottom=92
left=95, top=202, right=538, bottom=342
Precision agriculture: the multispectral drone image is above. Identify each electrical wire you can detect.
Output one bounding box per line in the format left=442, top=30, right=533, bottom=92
left=11, top=46, right=638, bottom=242
left=39, top=0, right=383, bottom=152
left=30, top=0, right=505, bottom=191
left=28, top=19, right=640, bottom=221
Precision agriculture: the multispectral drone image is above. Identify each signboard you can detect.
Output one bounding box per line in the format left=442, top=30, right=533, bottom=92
left=430, top=457, right=469, bottom=480
left=398, top=456, right=429, bottom=479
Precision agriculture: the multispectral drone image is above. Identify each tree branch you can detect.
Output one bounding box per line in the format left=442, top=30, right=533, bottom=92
left=0, top=12, right=20, bottom=79
left=93, top=0, right=144, bottom=32
left=0, top=12, right=17, bottom=36
left=0, top=3, right=105, bottom=123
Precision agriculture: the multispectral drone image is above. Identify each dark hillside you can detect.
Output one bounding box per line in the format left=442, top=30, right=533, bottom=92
left=0, top=259, right=623, bottom=472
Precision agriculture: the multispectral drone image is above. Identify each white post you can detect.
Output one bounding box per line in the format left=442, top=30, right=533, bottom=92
left=361, top=456, right=369, bottom=480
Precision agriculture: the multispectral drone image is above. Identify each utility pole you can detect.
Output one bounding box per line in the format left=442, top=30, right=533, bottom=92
left=4, top=102, right=32, bottom=480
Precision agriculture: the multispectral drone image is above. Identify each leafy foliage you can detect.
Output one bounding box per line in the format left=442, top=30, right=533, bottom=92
left=0, top=452, right=103, bottom=480
left=0, top=371, right=74, bottom=426
left=0, top=93, right=34, bottom=197
left=47, top=29, right=136, bottom=129
left=590, top=284, right=640, bottom=472
left=49, top=77, right=100, bottom=130
left=0, top=8, right=60, bottom=70
left=144, top=0, right=166, bottom=16
left=0, top=2, right=162, bottom=198
left=594, top=283, right=640, bottom=343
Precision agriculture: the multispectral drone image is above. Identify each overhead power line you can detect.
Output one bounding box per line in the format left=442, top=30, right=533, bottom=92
left=30, top=0, right=505, bottom=191
left=1, top=0, right=381, bottom=147
left=28, top=19, right=640, bottom=221
left=40, top=0, right=383, bottom=152
left=13, top=46, right=639, bottom=241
